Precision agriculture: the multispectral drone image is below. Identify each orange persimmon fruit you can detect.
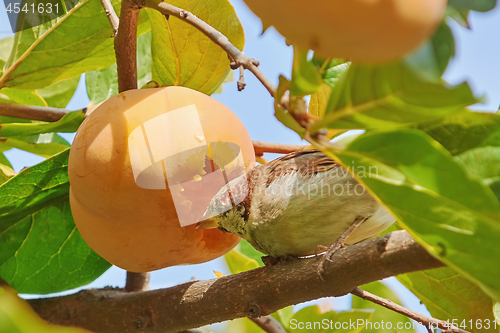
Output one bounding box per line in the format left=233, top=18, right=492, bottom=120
left=244, top=0, right=447, bottom=63
left=68, top=87, right=255, bottom=272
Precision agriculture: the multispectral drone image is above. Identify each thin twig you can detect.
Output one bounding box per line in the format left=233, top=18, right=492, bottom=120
left=100, top=0, right=119, bottom=36
left=143, top=0, right=315, bottom=135
left=248, top=316, right=287, bottom=333
left=237, top=65, right=246, bottom=91
left=0, top=103, right=78, bottom=122
left=141, top=0, right=294, bottom=122
left=140, top=0, right=276, bottom=96
left=350, top=287, right=469, bottom=333
left=253, top=141, right=309, bottom=156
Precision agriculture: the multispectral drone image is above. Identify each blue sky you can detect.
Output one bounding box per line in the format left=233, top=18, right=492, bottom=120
left=2, top=0, right=500, bottom=327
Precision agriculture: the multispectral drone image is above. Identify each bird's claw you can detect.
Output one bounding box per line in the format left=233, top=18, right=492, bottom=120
left=317, top=258, right=327, bottom=281
left=316, top=241, right=346, bottom=281
left=314, top=245, right=329, bottom=259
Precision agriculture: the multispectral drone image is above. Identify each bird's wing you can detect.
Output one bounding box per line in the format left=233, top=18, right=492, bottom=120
left=263, top=150, right=339, bottom=187
left=233, top=150, right=341, bottom=222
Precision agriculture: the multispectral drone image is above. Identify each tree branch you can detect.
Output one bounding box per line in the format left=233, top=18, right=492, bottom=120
left=140, top=0, right=276, bottom=96
left=28, top=231, right=444, bottom=333
left=100, top=0, right=119, bottom=36
left=0, top=103, right=79, bottom=122
left=253, top=141, right=309, bottom=156
left=115, top=0, right=140, bottom=92
left=351, top=287, right=469, bottom=333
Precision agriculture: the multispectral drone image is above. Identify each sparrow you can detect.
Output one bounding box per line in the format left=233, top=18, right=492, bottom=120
left=197, top=150, right=395, bottom=267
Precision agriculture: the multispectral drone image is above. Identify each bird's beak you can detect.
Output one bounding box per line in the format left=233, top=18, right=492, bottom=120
left=196, top=217, right=221, bottom=229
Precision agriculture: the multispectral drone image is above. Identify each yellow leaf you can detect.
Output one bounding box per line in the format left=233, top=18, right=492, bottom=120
left=213, top=270, right=226, bottom=278
left=0, top=285, right=91, bottom=333
left=309, top=82, right=331, bottom=118
left=146, top=0, right=244, bottom=95
left=224, top=249, right=260, bottom=274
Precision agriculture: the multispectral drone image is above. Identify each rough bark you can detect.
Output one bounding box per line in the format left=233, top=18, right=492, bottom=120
left=29, top=231, right=443, bottom=333
left=114, top=0, right=139, bottom=92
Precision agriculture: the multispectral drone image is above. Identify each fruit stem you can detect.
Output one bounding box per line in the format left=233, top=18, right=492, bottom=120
left=125, top=272, right=150, bottom=292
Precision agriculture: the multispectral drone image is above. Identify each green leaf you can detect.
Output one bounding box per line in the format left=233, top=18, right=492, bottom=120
left=288, top=305, right=373, bottom=332
left=397, top=267, right=497, bottom=333
left=86, top=31, right=152, bottom=105
left=352, top=281, right=415, bottom=333
left=310, top=62, right=477, bottom=132
left=137, top=31, right=153, bottom=89
left=290, top=47, right=321, bottom=97
left=417, top=111, right=500, bottom=155
left=0, top=0, right=120, bottom=89
left=37, top=76, right=80, bottom=108
left=238, top=239, right=264, bottom=267
left=446, top=0, right=496, bottom=27
left=224, top=248, right=260, bottom=274
left=0, top=88, right=46, bottom=106
left=0, top=149, right=110, bottom=294
left=0, top=153, right=13, bottom=169
left=271, top=306, right=294, bottom=331
left=212, top=70, right=234, bottom=95
left=140, top=81, right=160, bottom=89
left=0, top=110, right=85, bottom=137
left=146, top=0, right=244, bottom=95
left=0, top=115, right=71, bottom=157
left=0, top=36, right=14, bottom=77
left=311, top=58, right=350, bottom=89
left=0, top=137, right=69, bottom=158
left=221, top=317, right=266, bottom=333
left=404, top=22, right=455, bottom=82
left=0, top=37, right=14, bottom=61
left=377, top=222, right=402, bottom=237
left=0, top=116, right=32, bottom=125
left=309, top=83, right=332, bottom=118
left=137, top=8, right=152, bottom=35
left=448, top=0, right=496, bottom=12
left=18, top=133, right=70, bottom=146
left=86, top=63, right=118, bottom=105
left=309, top=59, right=349, bottom=118
left=0, top=285, right=92, bottom=333
left=456, top=146, right=500, bottom=201
left=0, top=164, right=16, bottom=185
left=332, top=129, right=500, bottom=301
left=446, top=6, right=470, bottom=28
left=494, top=303, right=500, bottom=323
